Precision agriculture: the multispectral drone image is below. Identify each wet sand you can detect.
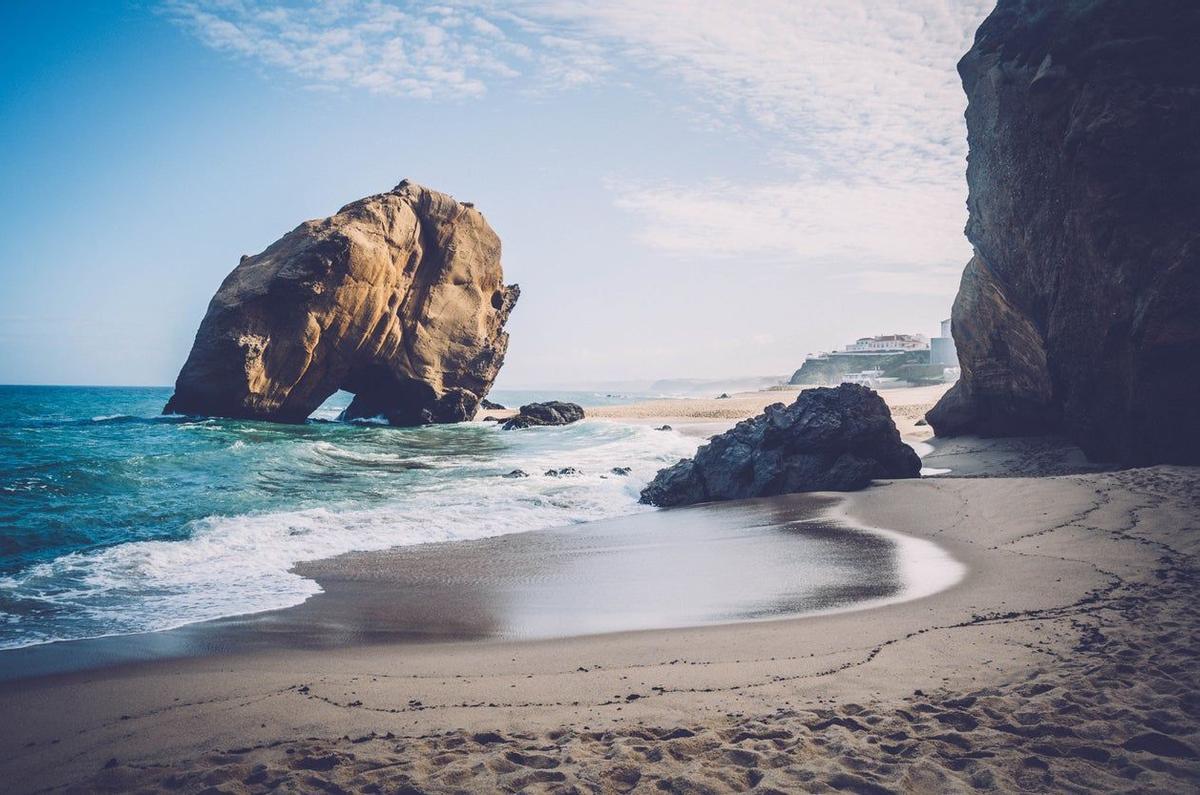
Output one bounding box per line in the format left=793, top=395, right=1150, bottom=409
left=1, top=455, right=1197, bottom=792
left=0, top=495, right=957, bottom=681
left=1, top=387, right=1198, bottom=792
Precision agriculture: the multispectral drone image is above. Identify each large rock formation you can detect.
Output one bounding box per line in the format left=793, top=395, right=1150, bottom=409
left=927, top=0, right=1200, bottom=464
left=641, top=384, right=921, bottom=507
left=165, top=181, right=519, bottom=425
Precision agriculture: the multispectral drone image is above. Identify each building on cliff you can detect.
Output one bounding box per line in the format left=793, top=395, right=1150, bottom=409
left=842, top=334, right=929, bottom=355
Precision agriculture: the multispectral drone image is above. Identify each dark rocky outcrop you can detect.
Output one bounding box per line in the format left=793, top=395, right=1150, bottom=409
left=501, top=401, right=585, bottom=430
left=927, top=0, right=1200, bottom=464
left=165, top=180, right=518, bottom=426
left=640, top=384, right=921, bottom=507
left=480, top=399, right=506, bottom=410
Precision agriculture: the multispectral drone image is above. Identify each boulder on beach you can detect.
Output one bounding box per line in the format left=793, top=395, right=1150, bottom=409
left=926, top=0, right=1200, bottom=464
left=640, top=383, right=920, bottom=507
left=501, top=401, right=585, bottom=430
left=479, top=399, right=506, bottom=411
left=164, top=180, right=519, bottom=426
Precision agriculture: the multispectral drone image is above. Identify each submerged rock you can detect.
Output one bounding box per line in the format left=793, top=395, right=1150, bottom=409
left=164, top=180, right=519, bottom=426
left=640, top=384, right=920, bottom=507
left=545, top=467, right=581, bottom=477
left=502, top=469, right=529, bottom=479
left=927, top=0, right=1200, bottom=464
left=501, top=401, right=585, bottom=430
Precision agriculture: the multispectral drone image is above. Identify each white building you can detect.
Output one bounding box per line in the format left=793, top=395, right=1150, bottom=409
left=930, top=318, right=958, bottom=366
left=842, top=333, right=929, bottom=355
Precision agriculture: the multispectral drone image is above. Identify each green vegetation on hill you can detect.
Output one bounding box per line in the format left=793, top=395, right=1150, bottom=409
left=789, top=350, right=931, bottom=385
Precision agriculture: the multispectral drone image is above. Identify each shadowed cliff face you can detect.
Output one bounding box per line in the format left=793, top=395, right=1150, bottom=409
left=165, top=181, right=518, bottom=425
left=928, top=0, right=1200, bottom=464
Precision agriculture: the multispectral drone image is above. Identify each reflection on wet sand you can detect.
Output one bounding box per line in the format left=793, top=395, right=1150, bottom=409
left=0, top=494, right=961, bottom=680
left=287, top=494, right=911, bottom=641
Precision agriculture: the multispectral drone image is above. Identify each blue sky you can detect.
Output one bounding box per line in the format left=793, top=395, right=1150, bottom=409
left=0, top=0, right=992, bottom=387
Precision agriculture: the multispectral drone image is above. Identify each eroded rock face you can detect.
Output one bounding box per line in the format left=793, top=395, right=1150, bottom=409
left=927, top=0, right=1200, bottom=464
left=641, top=384, right=920, bottom=507
left=165, top=180, right=518, bottom=425
left=501, top=401, right=585, bottom=430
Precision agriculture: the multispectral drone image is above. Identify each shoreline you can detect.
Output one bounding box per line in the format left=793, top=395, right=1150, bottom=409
left=4, top=461, right=1197, bottom=791
left=0, top=493, right=964, bottom=682
left=1, top=386, right=1197, bottom=791
left=487, top=382, right=951, bottom=443
left=0, top=384, right=950, bottom=666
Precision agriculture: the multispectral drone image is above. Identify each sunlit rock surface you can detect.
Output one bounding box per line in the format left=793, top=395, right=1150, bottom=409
left=165, top=180, right=518, bottom=425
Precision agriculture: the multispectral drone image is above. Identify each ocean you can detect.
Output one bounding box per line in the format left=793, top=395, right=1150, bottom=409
left=0, top=385, right=697, bottom=649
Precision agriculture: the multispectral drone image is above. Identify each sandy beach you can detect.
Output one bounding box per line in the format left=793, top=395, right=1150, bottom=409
left=489, top=384, right=952, bottom=443
left=5, top=0, right=1196, bottom=791
left=0, top=386, right=1196, bottom=792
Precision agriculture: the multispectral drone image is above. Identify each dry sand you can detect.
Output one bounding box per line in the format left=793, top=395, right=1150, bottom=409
left=2, top=386, right=1198, bottom=793
left=489, top=383, right=951, bottom=442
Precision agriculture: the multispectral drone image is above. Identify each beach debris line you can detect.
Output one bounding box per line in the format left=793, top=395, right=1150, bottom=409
left=640, top=383, right=920, bottom=507
left=165, top=179, right=519, bottom=426
left=501, top=401, right=585, bottom=430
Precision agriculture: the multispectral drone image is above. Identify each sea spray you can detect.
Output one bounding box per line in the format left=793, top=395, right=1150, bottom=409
left=0, top=386, right=697, bottom=648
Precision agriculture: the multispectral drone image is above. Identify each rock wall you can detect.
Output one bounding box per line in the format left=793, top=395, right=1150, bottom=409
left=928, top=0, right=1200, bottom=464
left=165, top=181, right=518, bottom=425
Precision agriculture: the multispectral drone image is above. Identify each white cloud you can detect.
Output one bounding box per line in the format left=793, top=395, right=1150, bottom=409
left=514, top=0, right=990, bottom=183
left=160, top=0, right=599, bottom=99
left=835, top=265, right=966, bottom=297
left=521, top=0, right=991, bottom=294
left=164, top=0, right=993, bottom=294
left=609, top=177, right=970, bottom=272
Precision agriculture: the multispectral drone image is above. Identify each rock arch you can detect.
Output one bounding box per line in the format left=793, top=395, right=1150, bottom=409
left=164, top=180, right=518, bottom=425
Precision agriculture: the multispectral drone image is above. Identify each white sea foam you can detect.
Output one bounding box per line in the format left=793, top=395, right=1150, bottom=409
left=308, top=441, right=434, bottom=468
left=0, top=420, right=698, bottom=648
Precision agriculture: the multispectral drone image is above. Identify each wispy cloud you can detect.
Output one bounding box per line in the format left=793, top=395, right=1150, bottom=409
left=548, top=0, right=991, bottom=288
left=608, top=177, right=968, bottom=270
left=161, top=0, right=608, bottom=98
left=516, top=0, right=990, bottom=184
left=835, top=265, right=967, bottom=297
left=164, top=0, right=992, bottom=294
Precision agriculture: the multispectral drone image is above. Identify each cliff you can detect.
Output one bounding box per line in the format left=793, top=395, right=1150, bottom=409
left=790, top=351, right=930, bottom=386
left=927, top=0, right=1200, bottom=464
left=165, top=181, right=518, bottom=425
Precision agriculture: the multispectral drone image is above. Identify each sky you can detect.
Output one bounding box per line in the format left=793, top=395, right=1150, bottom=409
left=0, top=0, right=993, bottom=388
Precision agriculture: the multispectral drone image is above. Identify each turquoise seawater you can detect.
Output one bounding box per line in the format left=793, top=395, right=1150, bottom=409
left=0, top=385, right=697, bottom=649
